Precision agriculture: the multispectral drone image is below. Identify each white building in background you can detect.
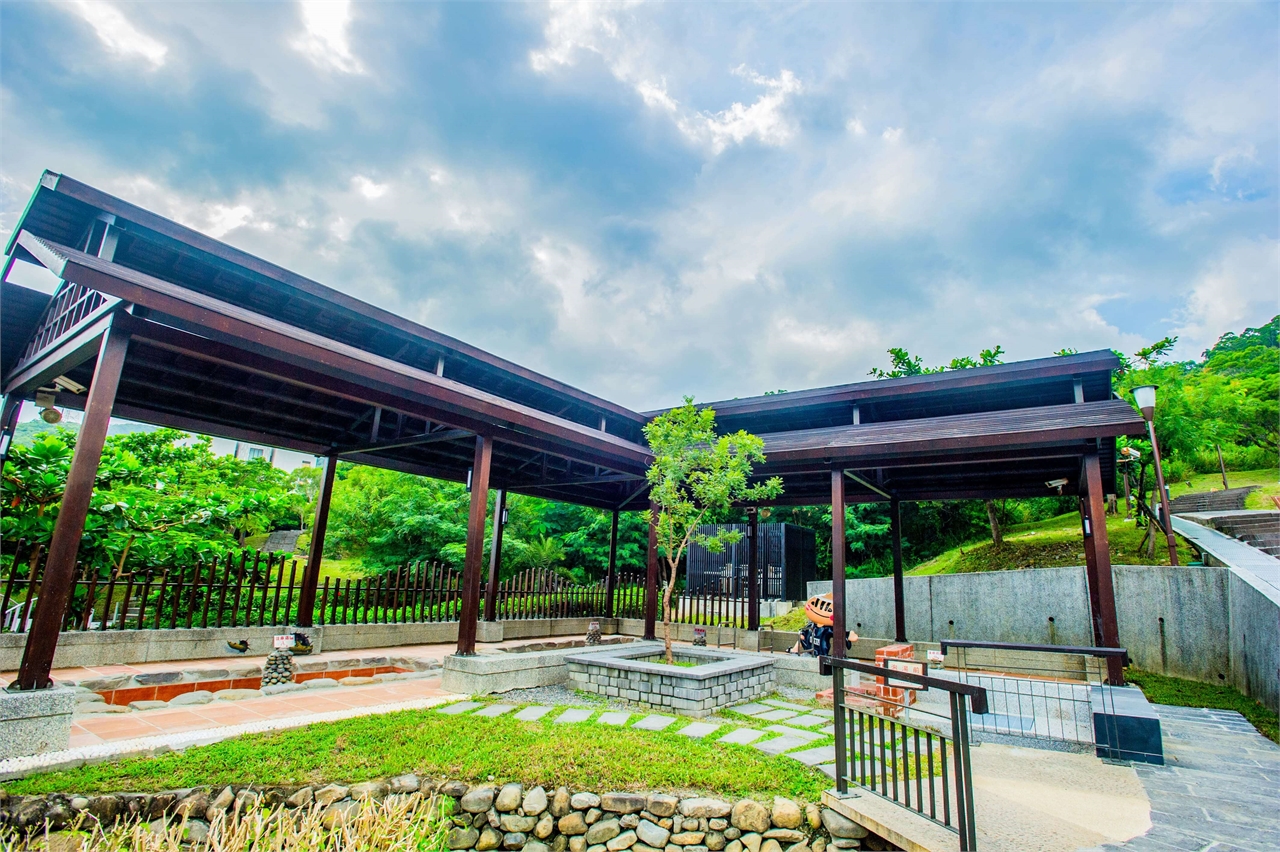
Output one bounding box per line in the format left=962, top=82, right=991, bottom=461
left=209, top=438, right=321, bottom=472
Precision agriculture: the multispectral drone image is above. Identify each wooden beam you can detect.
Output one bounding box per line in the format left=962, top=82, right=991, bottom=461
left=644, top=501, right=659, bottom=641
left=295, top=454, right=337, bottom=628
left=336, top=428, right=472, bottom=456
left=844, top=470, right=891, bottom=500
left=605, top=510, right=619, bottom=619
left=830, top=470, right=847, bottom=659
left=1078, top=495, right=1104, bottom=646
left=747, top=509, right=760, bottom=631
left=891, top=496, right=906, bottom=643
left=457, top=435, right=492, bottom=655
left=484, top=489, right=506, bottom=622
left=1082, top=450, right=1124, bottom=684
left=14, top=322, right=129, bottom=690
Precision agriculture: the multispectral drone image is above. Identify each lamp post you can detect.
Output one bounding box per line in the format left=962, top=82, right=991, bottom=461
left=1133, top=385, right=1179, bottom=566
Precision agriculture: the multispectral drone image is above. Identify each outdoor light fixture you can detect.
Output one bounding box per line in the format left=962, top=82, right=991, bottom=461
left=1132, top=385, right=1179, bottom=566
left=1045, top=478, right=1069, bottom=494
left=1132, top=384, right=1158, bottom=419
left=35, top=390, right=62, bottom=424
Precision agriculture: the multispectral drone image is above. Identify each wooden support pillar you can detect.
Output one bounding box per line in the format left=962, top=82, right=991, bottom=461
left=484, top=489, right=506, bottom=621
left=1078, top=496, right=1104, bottom=646
left=295, top=453, right=336, bottom=628
left=1146, top=420, right=1180, bottom=566
left=14, top=324, right=128, bottom=690
left=604, top=510, right=619, bottom=619
left=747, top=508, right=760, bottom=631
left=0, top=395, right=21, bottom=475
left=1083, top=451, right=1125, bottom=684
left=456, top=435, right=492, bottom=655
left=830, top=470, right=847, bottom=659
left=644, top=501, right=659, bottom=641
left=891, top=496, right=906, bottom=643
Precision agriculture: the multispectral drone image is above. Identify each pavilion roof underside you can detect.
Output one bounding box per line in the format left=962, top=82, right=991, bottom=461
left=3, top=173, right=1146, bottom=510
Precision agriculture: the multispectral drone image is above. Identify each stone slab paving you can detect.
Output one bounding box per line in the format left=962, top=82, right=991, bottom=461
left=729, top=702, right=772, bottom=716
left=1077, top=705, right=1280, bottom=852
left=677, top=722, right=721, bottom=739
left=514, top=705, right=554, bottom=721
left=597, top=711, right=630, bottom=726
left=554, top=708, right=593, bottom=724
left=763, top=699, right=814, bottom=712
left=765, top=724, right=825, bottom=742
left=438, top=701, right=482, bottom=715
left=473, top=703, right=517, bottom=718
left=632, top=714, right=676, bottom=731
left=819, top=724, right=837, bottom=736
left=786, top=744, right=836, bottom=766
left=719, top=728, right=765, bottom=745
left=815, top=763, right=837, bottom=779
left=756, top=708, right=799, bottom=721
left=788, top=713, right=831, bottom=728
left=754, top=735, right=812, bottom=755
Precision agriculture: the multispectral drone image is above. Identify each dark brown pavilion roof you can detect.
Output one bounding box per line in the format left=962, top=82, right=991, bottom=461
left=2, top=171, right=1147, bottom=509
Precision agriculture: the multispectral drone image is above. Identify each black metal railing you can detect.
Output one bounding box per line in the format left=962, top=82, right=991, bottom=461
left=825, top=656, right=988, bottom=851
left=939, top=640, right=1128, bottom=748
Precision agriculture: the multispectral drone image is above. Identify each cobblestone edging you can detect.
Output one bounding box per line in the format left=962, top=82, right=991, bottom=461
left=0, top=779, right=889, bottom=851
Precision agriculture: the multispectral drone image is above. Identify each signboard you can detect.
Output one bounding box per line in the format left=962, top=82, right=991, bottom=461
left=273, top=634, right=293, bottom=649
left=885, top=658, right=927, bottom=691
left=927, top=649, right=945, bottom=664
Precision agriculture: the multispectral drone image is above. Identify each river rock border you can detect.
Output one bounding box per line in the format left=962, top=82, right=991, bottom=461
left=0, top=779, right=888, bottom=850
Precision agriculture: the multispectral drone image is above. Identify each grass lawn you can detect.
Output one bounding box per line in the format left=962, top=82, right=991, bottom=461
left=1126, top=668, right=1279, bottom=744
left=7, top=704, right=828, bottom=801
left=909, top=511, right=1198, bottom=575
left=1166, top=468, right=1279, bottom=510
left=762, top=608, right=809, bottom=632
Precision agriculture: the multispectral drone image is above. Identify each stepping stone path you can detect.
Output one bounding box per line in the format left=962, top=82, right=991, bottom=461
left=729, top=702, right=773, bottom=716
left=819, top=725, right=837, bottom=736
left=514, top=706, right=554, bottom=721
left=787, top=714, right=831, bottom=728
left=632, top=715, right=675, bottom=731
left=677, top=722, right=720, bottom=739
left=554, top=708, right=592, bottom=724
left=786, top=744, right=836, bottom=766
left=439, top=701, right=482, bottom=715
left=718, top=728, right=765, bottom=745
left=762, top=700, right=814, bottom=712
left=765, top=725, right=824, bottom=743
left=756, top=709, right=799, bottom=721
left=473, top=704, right=516, bottom=718
left=754, top=735, right=812, bottom=755
left=597, top=712, right=630, bottom=726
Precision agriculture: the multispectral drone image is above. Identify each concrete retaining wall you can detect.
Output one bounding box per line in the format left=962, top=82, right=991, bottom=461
left=810, top=562, right=1278, bottom=713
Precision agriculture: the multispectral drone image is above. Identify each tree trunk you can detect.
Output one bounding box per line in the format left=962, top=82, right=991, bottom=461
left=985, top=500, right=1003, bottom=547
left=662, top=561, right=676, bottom=664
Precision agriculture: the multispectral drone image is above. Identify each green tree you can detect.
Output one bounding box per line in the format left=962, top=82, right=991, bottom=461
left=644, top=398, right=782, bottom=662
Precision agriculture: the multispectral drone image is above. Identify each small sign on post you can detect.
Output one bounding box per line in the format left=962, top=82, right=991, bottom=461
left=273, top=634, right=293, bottom=650
left=927, top=648, right=945, bottom=664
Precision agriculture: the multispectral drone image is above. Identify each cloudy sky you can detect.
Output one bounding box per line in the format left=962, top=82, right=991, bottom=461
left=1, top=1, right=1276, bottom=411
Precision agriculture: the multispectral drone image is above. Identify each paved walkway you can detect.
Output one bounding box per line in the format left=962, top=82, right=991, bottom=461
left=1080, top=705, right=1280, bottom=852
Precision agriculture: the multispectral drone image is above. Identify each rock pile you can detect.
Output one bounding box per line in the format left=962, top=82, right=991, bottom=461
left=260, top=649, right=295, bottom=687
left=0, top=780, right=887, bottom=850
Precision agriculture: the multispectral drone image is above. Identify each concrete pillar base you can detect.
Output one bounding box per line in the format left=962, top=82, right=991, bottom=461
left=0, top=685, right=76, bottom=759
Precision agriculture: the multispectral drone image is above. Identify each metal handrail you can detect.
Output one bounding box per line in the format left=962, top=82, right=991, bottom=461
left=824, top=656, right=987, bottom=851
left=939, top=639, right=1129, bottom=661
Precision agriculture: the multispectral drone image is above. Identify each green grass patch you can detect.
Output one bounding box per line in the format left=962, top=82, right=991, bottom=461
left=1126, top=667, right=1278, bottom=744
left=1166, top=468, right=1280, bottom=511
left=762, top=608, right=808, bottom=632
left=909, top=511, right=1197, bottom=575
left=7, top=705, right=828, bottom=801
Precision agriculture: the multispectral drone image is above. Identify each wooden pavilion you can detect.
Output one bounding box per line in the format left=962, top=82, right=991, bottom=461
left=0, top=172, right=1147, bottom=689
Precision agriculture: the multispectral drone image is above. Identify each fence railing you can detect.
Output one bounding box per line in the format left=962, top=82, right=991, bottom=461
left=0, top=546, right=667, bottom=632
left=826, top=656, right=988, bottom=852
left=938, top=639, right=1129, bottom=749
left=666, top=574, right=754, bottom=627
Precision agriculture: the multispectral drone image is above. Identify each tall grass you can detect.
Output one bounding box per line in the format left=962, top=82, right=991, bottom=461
left=4, top=794, right=452, bottom=852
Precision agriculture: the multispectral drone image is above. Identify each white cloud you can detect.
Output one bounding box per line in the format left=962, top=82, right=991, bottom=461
left=1172, top=239, right=1280, bottom=357
left=292, top=0, right=364, bottom=74
left=846, top=118, right=867, bottom=136
left=67, top=0, right=168, bottom=68
left=530, top=4, right=802, bottom=155
left=881, top=127, right=903, bottom=143
left=353, top=175, right=389, bottom=199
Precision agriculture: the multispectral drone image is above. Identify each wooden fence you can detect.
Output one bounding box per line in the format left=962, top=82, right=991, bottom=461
left=2, top=546, right=765, bottom=633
